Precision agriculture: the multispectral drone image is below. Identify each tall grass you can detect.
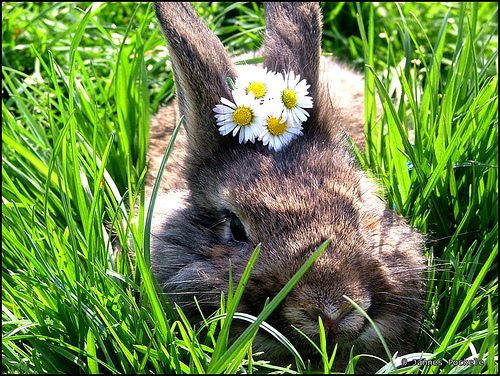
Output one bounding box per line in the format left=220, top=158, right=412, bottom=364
left=2, top=2, right=498, bottom=374
left=354, top=3, right=498, bottom=373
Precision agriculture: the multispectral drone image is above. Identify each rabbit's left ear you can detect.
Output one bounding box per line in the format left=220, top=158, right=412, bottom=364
left=154, top=2, right=237, bottom=164
left=263, top=3, right=331, bottom=134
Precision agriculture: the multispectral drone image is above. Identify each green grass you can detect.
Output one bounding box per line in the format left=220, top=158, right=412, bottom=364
left=2, top=2, right=498, bottom=374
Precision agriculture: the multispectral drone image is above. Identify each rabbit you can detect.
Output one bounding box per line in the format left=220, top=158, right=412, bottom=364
left=149, top=2, right=426, bottom=373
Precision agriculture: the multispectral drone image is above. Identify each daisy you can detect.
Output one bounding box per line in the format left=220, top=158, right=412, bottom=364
left=213, top=90, right=266, bottom=144
left=276, top=71, right=313, bottom=127
left=234, top=66, right=280, bottom=103
left=259, top=112, right=303, bottom=152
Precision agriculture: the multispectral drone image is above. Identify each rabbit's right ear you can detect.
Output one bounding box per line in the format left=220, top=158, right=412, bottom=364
left=154, top=2, right=237, bottom=164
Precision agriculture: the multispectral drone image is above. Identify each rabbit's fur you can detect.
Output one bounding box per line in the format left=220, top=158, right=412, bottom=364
left=149, top=2, right=426, bottom=372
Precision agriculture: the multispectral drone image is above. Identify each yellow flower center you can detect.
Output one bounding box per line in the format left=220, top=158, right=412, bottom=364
left=246, top=82, right=266, bottom=99
left=282, top=89, right=298, bottom=109
left=267, top=116, right=287, bottom=136
left=233, top=107, right=253, bottom=126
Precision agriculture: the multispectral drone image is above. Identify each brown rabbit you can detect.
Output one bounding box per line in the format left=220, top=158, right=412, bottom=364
left=149, top=2, right=426, bottom=373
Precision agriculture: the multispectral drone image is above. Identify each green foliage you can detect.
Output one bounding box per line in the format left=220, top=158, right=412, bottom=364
left=353, top=3, right=498, bottom=374
left=2, top=2, right=498, bottom=374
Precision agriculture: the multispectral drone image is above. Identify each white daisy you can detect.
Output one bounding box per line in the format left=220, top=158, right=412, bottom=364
left=259, top=113, right=303, bottom=152
left=234, top=66, right=281, bottom=103
left=276, top=71, right=313, bottom=127
left=213, top=90, right=266, bottom=144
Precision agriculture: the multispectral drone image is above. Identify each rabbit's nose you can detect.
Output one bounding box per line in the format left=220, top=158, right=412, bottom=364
left=309, top=305, right=354, bottom=332
left=317, top=315, right=341, bottom=331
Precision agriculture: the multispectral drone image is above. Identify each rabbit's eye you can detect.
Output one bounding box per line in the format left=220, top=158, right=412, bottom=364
left=230, top=216, right=247, bottom=242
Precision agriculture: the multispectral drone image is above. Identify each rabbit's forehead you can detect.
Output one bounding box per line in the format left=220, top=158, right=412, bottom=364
left=217, top=149, right=363, bottom=236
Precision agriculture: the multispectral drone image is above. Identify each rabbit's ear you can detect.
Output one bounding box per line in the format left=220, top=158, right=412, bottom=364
left=263, top=2, right=331, bottom=134
left=154, top=2, right=237, bottom=163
